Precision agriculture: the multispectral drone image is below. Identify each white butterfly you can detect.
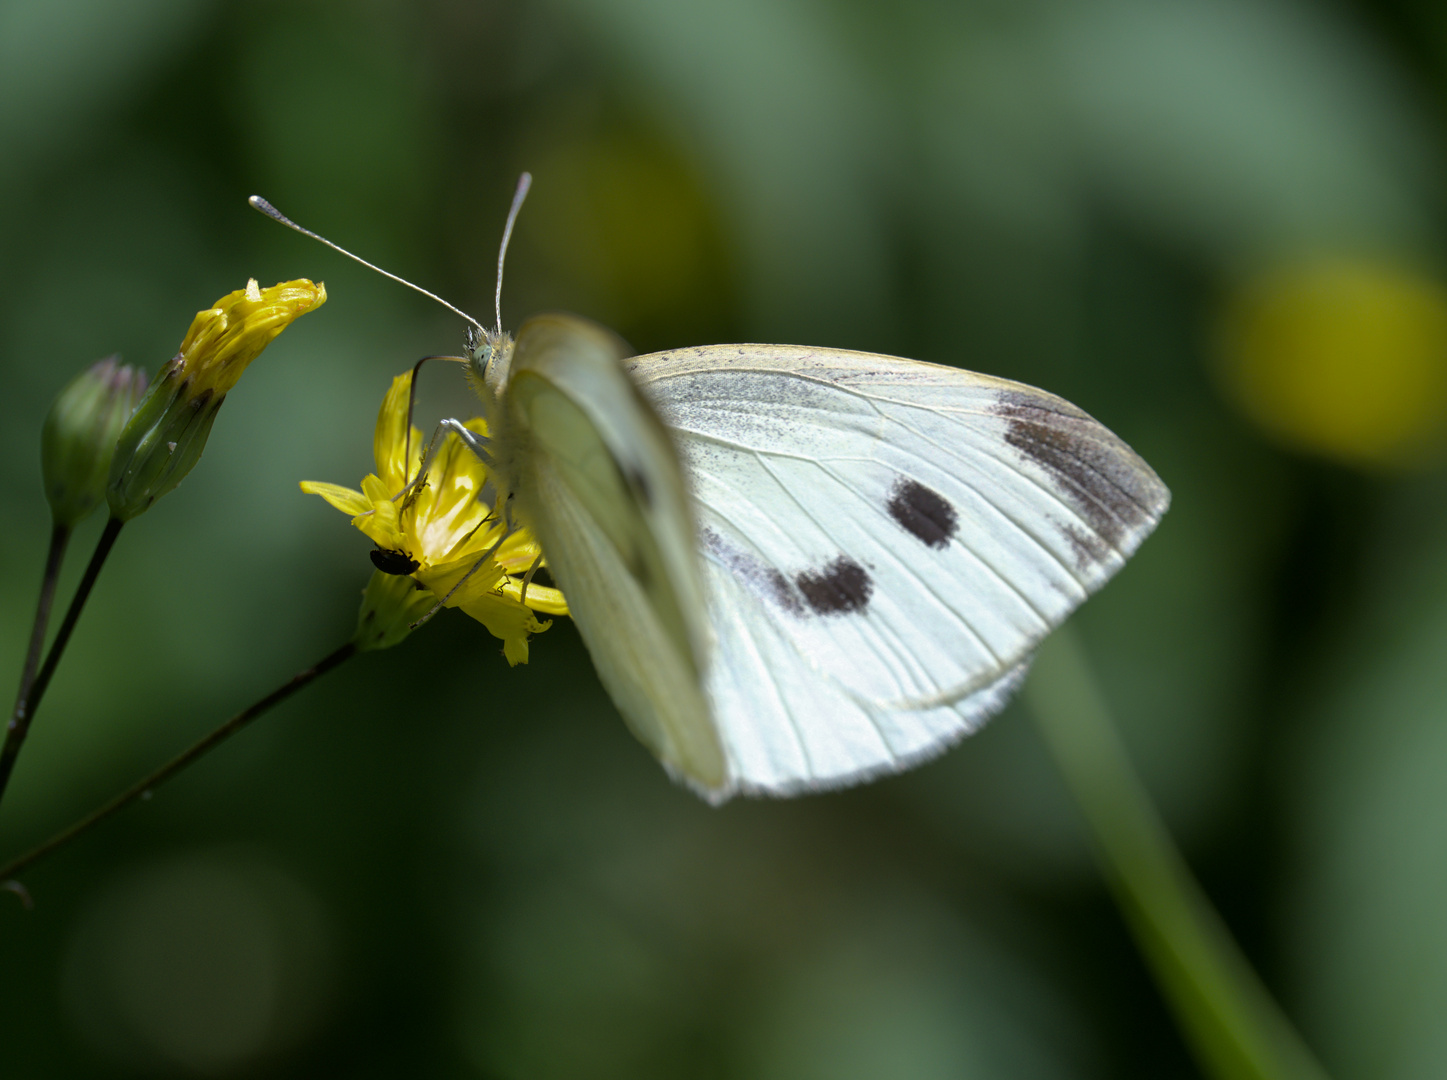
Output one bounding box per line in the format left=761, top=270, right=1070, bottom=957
left=254, top=182, right=1169, bottom=804
left=470, top=316, right=1168, bottom=803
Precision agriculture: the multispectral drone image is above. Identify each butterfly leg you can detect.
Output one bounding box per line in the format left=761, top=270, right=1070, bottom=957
left=518, top=553, right=544, bottom=608
left=398, top=418, right=497, bottom=511
left=439, top=417, right=494, bottom=467
left=442, top=416, right=509, bottom=519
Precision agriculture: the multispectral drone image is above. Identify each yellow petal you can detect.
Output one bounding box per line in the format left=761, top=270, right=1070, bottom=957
left=417, top=555, right=505, bottom=608
left=359, top=473, right=392, bottom=503
left=495, top=531, right=544, bottom=569
left=373, top=372, right=424, bottom=491
left=299, top=480, right=371, bottom=516
left=499, top=577, right=569, bottom=615
left=354, top=497, right=402, bottom=551
left=503, top=635, right=531, bottom=666
left=458, top=591, right=552, bottom=666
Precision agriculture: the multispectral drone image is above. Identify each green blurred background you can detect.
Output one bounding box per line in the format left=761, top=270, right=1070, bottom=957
left=4, top=0, right=1447, bottom=1075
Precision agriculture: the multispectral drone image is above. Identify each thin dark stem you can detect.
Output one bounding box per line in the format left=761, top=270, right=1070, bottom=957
left=0, top=641, right=357, bottom=883
left=9, top=522, right=71, bottom=739
left=0, top=518, right=122, bottom=805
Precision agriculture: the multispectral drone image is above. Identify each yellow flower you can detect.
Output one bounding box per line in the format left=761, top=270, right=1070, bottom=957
left=302, top=369, right=567, bottom=664
left=108, top=278, right=326, bottom=521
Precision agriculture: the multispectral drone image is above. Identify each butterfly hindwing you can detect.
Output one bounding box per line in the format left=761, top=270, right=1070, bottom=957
left=627, top=344, right=1169, bottom=796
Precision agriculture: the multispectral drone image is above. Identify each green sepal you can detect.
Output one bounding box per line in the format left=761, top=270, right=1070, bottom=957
left=106, top=358, right=225, bottom=522
left=351, top=570, right=438, bottom=652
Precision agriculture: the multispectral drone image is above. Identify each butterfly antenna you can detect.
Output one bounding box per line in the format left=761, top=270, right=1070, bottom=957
left=495, top=172, right=532, bottom=336
left=248, top=195, right=485, bottom=333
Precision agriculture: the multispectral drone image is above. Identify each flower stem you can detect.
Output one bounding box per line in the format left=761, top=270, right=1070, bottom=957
left=8, top=522, right=70, bottom=737
left=0, top=641, right=357, bottom=884
left=0, top=517, right=123, bottom=807
left=1024, top=628, right=1329, bottom=1080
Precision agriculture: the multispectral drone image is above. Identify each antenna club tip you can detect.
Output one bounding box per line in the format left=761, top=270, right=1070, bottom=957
left=248, top=195, right=288, bottom=224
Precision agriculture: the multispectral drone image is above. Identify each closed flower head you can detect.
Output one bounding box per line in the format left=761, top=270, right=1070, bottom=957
left=42, top=356, right=149, bottom=527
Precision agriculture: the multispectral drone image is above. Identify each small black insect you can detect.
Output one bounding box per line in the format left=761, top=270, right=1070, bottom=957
left=370, top=547, right=421, bottom=575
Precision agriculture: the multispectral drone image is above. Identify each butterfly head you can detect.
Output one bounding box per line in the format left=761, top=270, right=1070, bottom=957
left=465, top=323, right=515, bottom=410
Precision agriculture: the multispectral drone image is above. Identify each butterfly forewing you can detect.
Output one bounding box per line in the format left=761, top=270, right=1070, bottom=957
left=504, top=316, right=725, bottom=790
left=628, top=344, right=1169, bottom=795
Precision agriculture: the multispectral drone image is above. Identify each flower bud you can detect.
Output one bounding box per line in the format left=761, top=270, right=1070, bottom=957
left=41, top=356, right=149, bottom=527
left=107, top=278, right=325, bottom=521
left=351, top=570, right=438, bottom=652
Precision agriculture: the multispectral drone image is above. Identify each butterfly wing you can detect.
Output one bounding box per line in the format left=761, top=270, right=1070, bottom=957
left=501, top=315, right=726, bottom=790
left=627, top=344, right=1170, bottom=797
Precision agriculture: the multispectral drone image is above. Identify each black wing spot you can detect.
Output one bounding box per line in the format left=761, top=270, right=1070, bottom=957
left=371, top=548, right=420, bottom=575
left=702, top=530, right=874, bottom=617
left=796, top=556, right=873, bottom=615
left=887, top=478, right=958, bottom=549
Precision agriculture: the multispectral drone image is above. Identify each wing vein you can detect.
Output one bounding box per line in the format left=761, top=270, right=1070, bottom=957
left=750, top=454, right=924, bottom=734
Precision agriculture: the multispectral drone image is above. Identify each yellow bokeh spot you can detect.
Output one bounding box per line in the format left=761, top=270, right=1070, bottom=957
left=1218, top=258, right=1447, bottom=469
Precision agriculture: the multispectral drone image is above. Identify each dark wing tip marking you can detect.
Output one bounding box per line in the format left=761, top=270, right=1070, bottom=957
left=887, top=478, right=958, bottom=549
left=992, top=390, right=1168, bottom=569
left=796, top=556, right=873, bottom=615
